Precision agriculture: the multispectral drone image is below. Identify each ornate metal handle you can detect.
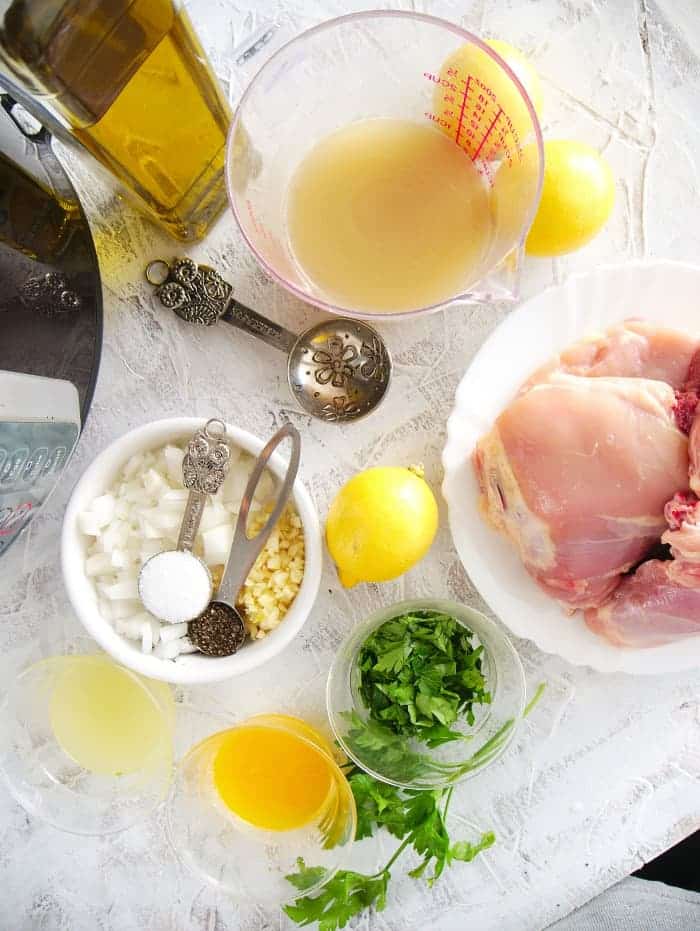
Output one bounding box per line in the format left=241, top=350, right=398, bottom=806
left=145, top=256, right=297, bottom=354
left=176, top=419, right=230, bottom=552
left=216, top=423, right=301, bottom=608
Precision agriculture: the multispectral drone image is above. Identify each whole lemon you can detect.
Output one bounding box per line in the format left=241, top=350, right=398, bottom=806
left=326, top=466, right=439, bottom=587
left=435, top=39, right=542, bottom=152
left=526, top=140, right=615, bottom=256
left=483, top=38, right=543, bottom=115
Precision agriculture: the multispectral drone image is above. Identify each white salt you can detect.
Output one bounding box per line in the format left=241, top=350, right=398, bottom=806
left=138, top=550, right=212, bottom=624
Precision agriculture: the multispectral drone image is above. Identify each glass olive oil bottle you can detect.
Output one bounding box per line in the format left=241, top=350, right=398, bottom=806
left=0, top=0, right=231, bottom=241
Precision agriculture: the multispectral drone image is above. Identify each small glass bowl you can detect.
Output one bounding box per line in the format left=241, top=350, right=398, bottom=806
left=165, top=713, right=356, bottom=906
left=326, top=599, right=526, bottom=790
left=0, top=654, right=175, bottom=835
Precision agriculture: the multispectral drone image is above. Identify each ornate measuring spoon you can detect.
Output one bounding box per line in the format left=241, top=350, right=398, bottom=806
left=138, top=419, right=230, bottom=624
left=144, top=257, right=391, bottom=424
left=188, top=423, right=301, bottom=657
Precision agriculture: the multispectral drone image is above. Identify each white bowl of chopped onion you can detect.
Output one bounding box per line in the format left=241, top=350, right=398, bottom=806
left=61, top=418, right=322, bottom=684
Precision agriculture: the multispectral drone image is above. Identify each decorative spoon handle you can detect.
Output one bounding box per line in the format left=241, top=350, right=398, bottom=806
left=216, top=423, right=301, bottom=609
left=145, top=256, right=297, bottom=354
left=176, top=419, right=230, bottom=552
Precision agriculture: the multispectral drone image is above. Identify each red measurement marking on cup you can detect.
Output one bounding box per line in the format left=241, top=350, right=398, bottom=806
left=246, top=199, right=274, bottom=242
left=473, top=106, right=504, bottom=160
left=454, top=75, right=472, bottom=148
left=422, top=68, right=521, bottom=187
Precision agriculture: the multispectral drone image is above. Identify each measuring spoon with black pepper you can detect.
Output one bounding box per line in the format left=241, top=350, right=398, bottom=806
left=188, top=423, right=301, bottom=657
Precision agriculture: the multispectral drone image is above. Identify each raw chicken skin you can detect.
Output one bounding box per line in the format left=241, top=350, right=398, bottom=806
left=585, top=494, right=700, bottom=647
left=691, top=417, right=700, bottom=496
left=524, top=319, right=700, bottom=390
left=475, top=372, right=689, bottom=608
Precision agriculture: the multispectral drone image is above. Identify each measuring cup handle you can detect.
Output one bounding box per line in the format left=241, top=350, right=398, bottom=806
left=221, top=299, right=297, bottom=355
left=216, top=424, right=301, bottom=608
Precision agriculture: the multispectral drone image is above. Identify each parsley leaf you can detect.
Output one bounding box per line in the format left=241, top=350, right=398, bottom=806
left=448, top=831, right=496, bottom=864
left=284, top=860, right=389, bottom=930
left=357, top=610, right=491, bottom=746
left=287, top=859, right=329, bottom=892
left=404, top=790, right=451, bottom=885
left=420, top=723, right=465, bottom=749
left=347, top=771, right=407, bottom=840
left=342, top=711, right=429, bottom=783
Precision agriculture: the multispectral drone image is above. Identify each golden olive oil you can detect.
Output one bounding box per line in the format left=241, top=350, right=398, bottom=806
left=0, top=0, right=230, bottom=240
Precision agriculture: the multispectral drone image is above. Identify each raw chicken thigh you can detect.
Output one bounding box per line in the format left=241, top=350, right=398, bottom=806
left=475, top=372, right=689, bottom=608
left=475, top=319, right=700, bottom=647
left=585, top=494, right=700, bottom=647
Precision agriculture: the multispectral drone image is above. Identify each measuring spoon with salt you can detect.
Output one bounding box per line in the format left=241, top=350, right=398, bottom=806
left=144, top=257, right=391, bottom=425
left=188, top=423, right=301, bottom=657
left=138, top=419, right=230, bottom=624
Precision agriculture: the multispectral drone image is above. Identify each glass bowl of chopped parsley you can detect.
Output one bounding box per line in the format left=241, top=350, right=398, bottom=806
left=326, top=600, right=526, bottom=789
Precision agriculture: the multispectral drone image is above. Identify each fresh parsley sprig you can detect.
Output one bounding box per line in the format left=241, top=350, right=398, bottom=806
left=285, top=864, right=389, bottom=931
left=342, top=709, right=517, bottom=784
left=284, top=680, right=547, bottom=929
left=283, top=767, right=495, bottom=930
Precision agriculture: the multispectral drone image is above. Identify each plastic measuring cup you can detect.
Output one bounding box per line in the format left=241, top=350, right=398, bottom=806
left=0, top=654, right=174, bottom=835
left=226, top=11, right=544, bottom=319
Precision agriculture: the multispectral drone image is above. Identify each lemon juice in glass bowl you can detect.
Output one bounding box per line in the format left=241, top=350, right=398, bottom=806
left=0, top=654, right=174, bottom=835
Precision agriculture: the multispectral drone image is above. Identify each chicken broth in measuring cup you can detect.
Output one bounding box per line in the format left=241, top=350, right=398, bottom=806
left=285, top=119, right=494, bottom=314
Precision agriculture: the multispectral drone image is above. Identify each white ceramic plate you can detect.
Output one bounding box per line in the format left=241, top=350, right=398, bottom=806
left=442, top=260, right=700, bottom=674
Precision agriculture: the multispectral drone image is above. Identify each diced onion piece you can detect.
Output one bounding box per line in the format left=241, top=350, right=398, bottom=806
left=252, top=472, right=275, bottom=508
left=88, top=494, right=116, bottom=528
left=144, top=468, right=171, bottom=498
left=222, top=468, right=247, bottom=506
left=100, top=578, right=139, bottom=600
left=202, top=524, right=234, bottom=566
left=163, top=445, right=184, bottom=484
left=101, top=520, right=129, bottom=553
left=142, top=507, right=181, bottom=531
left=97, top=598, right=114, bottom=621
left=159, top=621, right=189, bottom=643
left=78, top=512, right=102, bottom=536
left=110, top=599, right=143, bottom=620
left=115, top=617, right=144, bottom=639
left=111, top=548, right=130, bottom=569
left=141, top=520, right=164, bottom=540
left=154, top=640, right=181, bottom=660
left=85, top=552, right=113, bottom=576
left=122, top=452, right=145, bottom=479
left=198, top=502, right=229, bottom=532
left=141, top=621, right=153, bottom=654
left=177, top=637, right=199, bottom=654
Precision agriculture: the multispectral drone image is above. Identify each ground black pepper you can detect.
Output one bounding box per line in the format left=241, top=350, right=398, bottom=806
left=188, top=602, right=246, bottom=656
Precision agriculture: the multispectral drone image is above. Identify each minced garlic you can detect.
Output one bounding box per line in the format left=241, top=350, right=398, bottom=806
left=212, top=506, right=305, bottom=640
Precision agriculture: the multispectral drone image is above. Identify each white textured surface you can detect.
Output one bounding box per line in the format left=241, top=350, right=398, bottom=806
left=0, top=1, right=699, bottom=929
